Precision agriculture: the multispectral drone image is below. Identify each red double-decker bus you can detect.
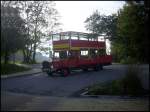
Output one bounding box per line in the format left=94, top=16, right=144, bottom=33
left=42, top=31, right=112, bottom=76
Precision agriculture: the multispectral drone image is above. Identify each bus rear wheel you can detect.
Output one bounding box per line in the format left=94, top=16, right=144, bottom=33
left=61, top=68, right=70, bottom=76
left=82, top=68, right=88, bottom=72
left=100, top=65, right=103, bottom=70
left=94, top=64, right=100, bottom=71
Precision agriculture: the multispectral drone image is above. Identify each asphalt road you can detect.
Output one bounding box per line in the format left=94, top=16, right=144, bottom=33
left=1, top=64, right=149, bottom=97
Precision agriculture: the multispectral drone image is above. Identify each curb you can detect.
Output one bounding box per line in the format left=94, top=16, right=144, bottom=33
left=79, top=90, right=149, bottom=99
left=1, top=69, right=43, bottom=79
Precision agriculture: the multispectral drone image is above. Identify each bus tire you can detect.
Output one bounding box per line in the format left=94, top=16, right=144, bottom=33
left=100, top=65, right=103, bottom=70
left=47, top=71, right=53, bottom=76
left=94, top=64, right=99, bottom=71
left=82, top=68, right=88, bottom=72
left=42, top=61, right=50, bottom=68
left=62, top=68, right=70, bottom=77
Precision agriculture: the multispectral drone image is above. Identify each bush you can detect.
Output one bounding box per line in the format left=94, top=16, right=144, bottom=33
left=87, top=80, right=123, bottom=95
left=88, top=83, right=110, bottom=95
left=87, top=65, right=145, bottom=96
left=120, top=56, right=138, bottom=64
left=109, top=80, right=123, bottom=95
left=121, top=64, right=144, bottom=96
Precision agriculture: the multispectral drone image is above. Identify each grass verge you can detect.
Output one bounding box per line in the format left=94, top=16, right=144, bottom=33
left=1, top=63, right=31, bottom=75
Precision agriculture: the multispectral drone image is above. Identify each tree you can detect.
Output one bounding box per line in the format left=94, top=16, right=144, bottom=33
left=29, top=1, right=61, bottom=62
left=7, top=1, right=61, bottom=63
left=1, top=5, right=27, bottom=64
left=116, top=2, right=147, bottom=63
left=84, top=10, right=117, bottom=40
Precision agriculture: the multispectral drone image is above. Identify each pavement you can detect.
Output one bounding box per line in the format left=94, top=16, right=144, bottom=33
left=1, top=91, right=149, bottom=111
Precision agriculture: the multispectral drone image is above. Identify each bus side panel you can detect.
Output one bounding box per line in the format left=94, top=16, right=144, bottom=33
left=77, top=57, right=99, bottom=68
left=105, top=55, right=112, bottom=65
left=78, top=58, right=90, bottom=67
left=53, top=61, right=62, bottom=69
left=67, top=58, right=79, bottom=68
left=52, top=55, right=112, bottom=70
left=53, top=58, right=79, bottom=69
left=53, top=59, right=69, bottom=69
left=88, top=58, right=98, bottom=66
left=98, top=56, right=104, bottom=64
left=98, top=55, right=112, bottom=65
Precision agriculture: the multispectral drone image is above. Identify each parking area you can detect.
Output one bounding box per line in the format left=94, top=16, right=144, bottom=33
left=1, top=64, right=149, bottom=97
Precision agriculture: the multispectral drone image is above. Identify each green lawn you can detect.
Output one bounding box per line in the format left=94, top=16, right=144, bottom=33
left=1, top=63, right=31, bottom=75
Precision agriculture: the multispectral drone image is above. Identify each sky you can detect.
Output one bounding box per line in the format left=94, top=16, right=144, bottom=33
left=55, top=1, right=125, bottom=33
left=41, top=1, right=125, bottom=57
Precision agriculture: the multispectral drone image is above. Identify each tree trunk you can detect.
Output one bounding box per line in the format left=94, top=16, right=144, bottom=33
left=32, top=43, right=36, bottom=63
left=23, top=49, right=27, bottom=63
left=32, top=28, right=37, bottom=63
left=23, top=48, right=31, bottom=63
left=29, top=44, right=33, bottom=62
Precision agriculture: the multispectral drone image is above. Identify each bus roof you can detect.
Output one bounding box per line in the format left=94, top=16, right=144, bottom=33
left=50, top=31, right=105, bottom=40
